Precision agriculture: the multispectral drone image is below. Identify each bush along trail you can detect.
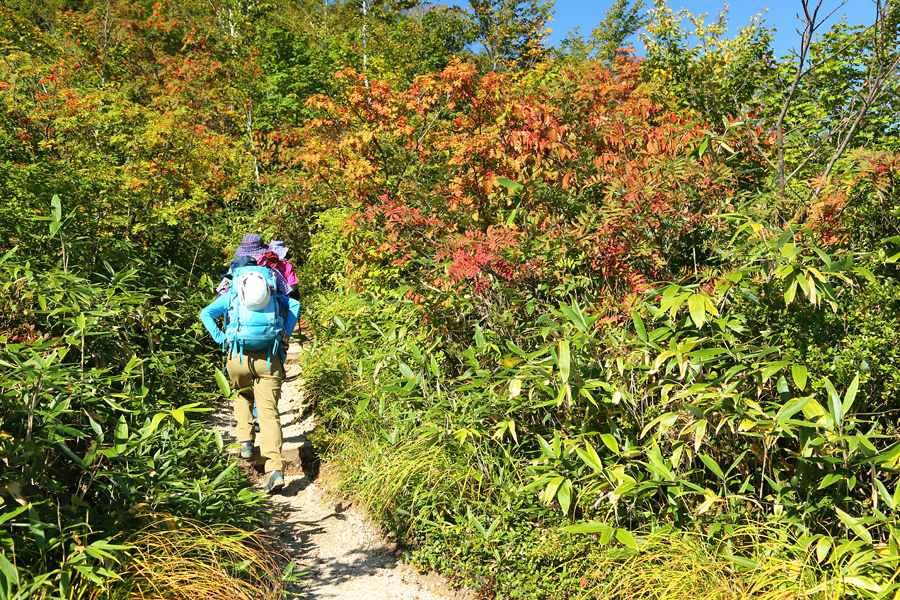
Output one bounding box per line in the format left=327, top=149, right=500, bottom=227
left=290, top=25, right=900, bottom=600
left=0, top=204, right=281, bottom=599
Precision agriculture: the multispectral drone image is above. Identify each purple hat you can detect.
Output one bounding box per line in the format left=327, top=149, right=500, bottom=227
left=235, top=233, right=268, bottom=257
left=268, top=240, right=289, bottom=260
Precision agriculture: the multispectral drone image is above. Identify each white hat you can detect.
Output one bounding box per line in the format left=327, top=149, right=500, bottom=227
left=268, top=240, right=289, bottom=260
left=236, top=270, right=270, bottom=310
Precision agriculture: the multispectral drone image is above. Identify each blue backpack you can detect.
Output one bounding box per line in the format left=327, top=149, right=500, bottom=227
left=223, top=266, right=285, bottom=365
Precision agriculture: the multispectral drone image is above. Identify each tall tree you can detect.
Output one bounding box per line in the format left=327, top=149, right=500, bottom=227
left=756, top=0, right=900, bottom=199
left=469, top=0, right=554, bottom=72
left=640, top=0, right=899, bottom=205
left=640, top=0, right=775, bottom=124
left=590, top=0, right=648, bottom=64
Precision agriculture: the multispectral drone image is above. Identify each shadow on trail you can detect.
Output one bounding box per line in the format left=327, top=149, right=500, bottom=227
left=266, top=484, right=409, bottom=599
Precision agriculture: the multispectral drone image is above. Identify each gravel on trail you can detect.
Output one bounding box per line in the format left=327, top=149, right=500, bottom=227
left=210, top=348, right=472, bottom=600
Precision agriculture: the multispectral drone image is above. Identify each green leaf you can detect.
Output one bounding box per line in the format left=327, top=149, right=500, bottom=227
left=399, top=362, right=416, bottom=380
left=688, top=294, right=707, bottom=328
left=0, top=505, right=29, bottom=526
left=842, top=374, right=859, bottom=417
left=641, top=412, right=679, bottom=437
left=145, top=412, right=168, bottom=435
left=51, top=195, right=62, bottom=222
left=835, top=507, right=872, bottom=544
left=28, top=506, right=47, bottom=550
left=775, top=396, right=810, bottom=423
left=599, top=433, right=619, bottom=454
left=616, top=528, right=638, bottom=549
left=575, top=441, right=603, bottom=473
left=564, top=522, right=613, bottom=535
left=558, top=340, right=570, bottom=383
left=658, top=291, right=689, bottom=318
left=698, top=138, right=708, bottom=157
left=557, top=479, right=572, bottom=514
left=632, top=311, right=647, bottom=342
left=611, top=481, right=635, bottom=498
left=815, top=537, right=831, bottom=562
left=560, top=302, right=589, bottom=332
left=812, top=247, right=833, bottom=270
left=86, top=412, right=102, bottom=437
left=56, top=442, right=86, bottom=469
left=784, top=275, right=798, bottom=305
left=429, top=355, right=440, bottom=378
left=211, top=462, right=237, bottom=488
left=856, top=441, right=900, bottom=467
left=801, top=398, right=828, bottom=421
left=843, top=576, right=882, bottom=593
left=817, top=472, right=844, bottom=490
left=875, top=478, right=895, bottom=509
left=114, top=416, right=128, bottom=455
left=542, top=476, right=563, bottom=505
left=699, top=453, right=725, bottom=480
left=791, top=364, right=808, bottom=391
left=760, top=361, right=790, bottom=381
left=0, top=552, right=20, bottom=590
left=495, top=177, right=522, bottom=191
left=100, top=396, right=134, bottom=413
left=824, top=378, right=842, bottom=426
left=215, top=368, right=231, bottom=397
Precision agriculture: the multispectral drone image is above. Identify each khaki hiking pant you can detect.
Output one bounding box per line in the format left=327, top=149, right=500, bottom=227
left=226, top=349, right=285, bottom=473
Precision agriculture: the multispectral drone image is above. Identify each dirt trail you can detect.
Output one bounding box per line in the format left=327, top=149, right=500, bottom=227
left=210, top=349, right=471, bottom=600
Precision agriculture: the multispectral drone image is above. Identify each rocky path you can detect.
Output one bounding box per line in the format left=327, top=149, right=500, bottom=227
left=210, top=350, right=471, bottom=600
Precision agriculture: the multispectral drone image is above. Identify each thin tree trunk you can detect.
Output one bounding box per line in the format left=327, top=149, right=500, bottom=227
left=362, top=0, right=369, bottom=88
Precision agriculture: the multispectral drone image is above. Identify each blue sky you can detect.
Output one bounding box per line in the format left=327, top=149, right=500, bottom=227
left=454, top=0, right=879, bottom=59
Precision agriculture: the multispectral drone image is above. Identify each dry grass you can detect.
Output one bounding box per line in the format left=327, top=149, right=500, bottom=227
left=578, top=526, right=838, bottom=600
left=95, top=517, right=284, bottom=600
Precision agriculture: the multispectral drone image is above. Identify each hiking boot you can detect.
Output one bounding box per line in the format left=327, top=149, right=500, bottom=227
left=253, top=419, right=260, bottom=434
left=262, top=470, right=284, bottom=494
left=240, top=441, right=254, bottom=460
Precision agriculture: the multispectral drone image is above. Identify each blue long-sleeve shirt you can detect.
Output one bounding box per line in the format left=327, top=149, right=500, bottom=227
left=199, top=293, right=301, bottom=352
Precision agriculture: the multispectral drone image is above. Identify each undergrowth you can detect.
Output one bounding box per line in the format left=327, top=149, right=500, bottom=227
left=97, top=518, right=283, bottom=600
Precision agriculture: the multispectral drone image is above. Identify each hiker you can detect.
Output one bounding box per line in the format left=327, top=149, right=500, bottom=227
left=267, top=240, right=300, bottom=300
left=214, top=235, right=295, bottom=434
left=199, top=252, right=301, bottom=494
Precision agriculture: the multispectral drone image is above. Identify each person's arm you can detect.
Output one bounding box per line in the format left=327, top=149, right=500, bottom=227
left=282, top=297, right=302, bottom=340
left=280, top=261, right=299, bottom=286
left=199, top=294, right=231, bottom=346
left=276, top=262, right=300, bottom=299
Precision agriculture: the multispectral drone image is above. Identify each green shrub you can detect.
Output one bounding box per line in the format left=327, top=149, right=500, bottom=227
left=0, top=243, right=266, bottom=597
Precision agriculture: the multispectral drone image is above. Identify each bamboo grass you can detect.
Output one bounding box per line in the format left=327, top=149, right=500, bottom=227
left=95, top=517, right=284, bottom=600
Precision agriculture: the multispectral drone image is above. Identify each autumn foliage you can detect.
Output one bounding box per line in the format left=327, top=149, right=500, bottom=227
left=293, top=55, right=763, bottom=326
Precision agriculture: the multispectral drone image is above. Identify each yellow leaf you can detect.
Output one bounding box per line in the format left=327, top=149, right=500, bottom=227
left=1, top=482, right=27, bottom=506
left=696, top=495, right=720, bottom=515
left=843, top=576, right=882, bottom=593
